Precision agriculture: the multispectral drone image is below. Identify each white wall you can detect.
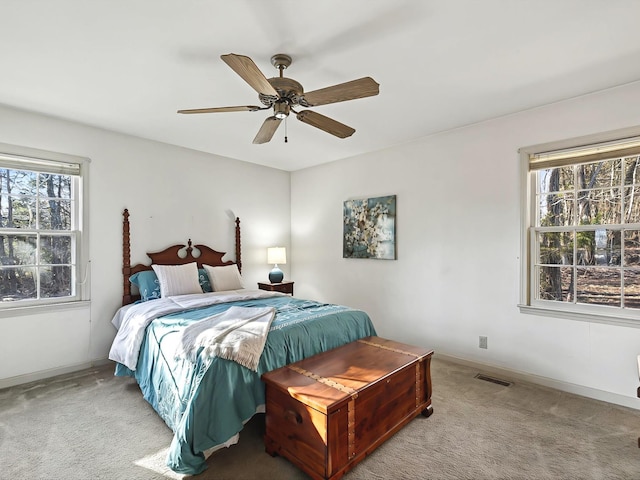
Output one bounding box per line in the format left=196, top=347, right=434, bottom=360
left=0, top=105, right=290, bottom=386
left=5, top=79, right=640, bottom=408
left=291, top=81, right=640, bottom=408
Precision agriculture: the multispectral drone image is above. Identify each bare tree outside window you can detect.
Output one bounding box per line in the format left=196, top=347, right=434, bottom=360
left=534, top=156, right=640, bottom=309
left=0, top=167, right=75, bottom=302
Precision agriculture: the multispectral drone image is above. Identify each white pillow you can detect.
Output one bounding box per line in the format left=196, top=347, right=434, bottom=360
left=151, top=262, right=202, bottom=297
left=203, top=264, right=245, bottom=292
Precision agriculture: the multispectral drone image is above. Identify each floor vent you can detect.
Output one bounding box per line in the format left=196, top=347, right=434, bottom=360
left=474, top=374, right=512, bottom=387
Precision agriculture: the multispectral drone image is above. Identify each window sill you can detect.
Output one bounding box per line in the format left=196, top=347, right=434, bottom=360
left=518, top=304, right=640, bottom=328
left=0, top=300, right=91, bottom=319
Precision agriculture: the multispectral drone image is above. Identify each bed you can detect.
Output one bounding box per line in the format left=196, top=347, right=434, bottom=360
left=109, top=209, right=377, bottom=475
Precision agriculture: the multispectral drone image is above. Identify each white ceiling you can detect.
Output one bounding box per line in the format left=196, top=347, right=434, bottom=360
left=2, top=1, right=640, bottom=171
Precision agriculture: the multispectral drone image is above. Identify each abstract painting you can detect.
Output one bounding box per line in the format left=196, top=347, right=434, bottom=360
left=343, top=195, right=396, bottom=259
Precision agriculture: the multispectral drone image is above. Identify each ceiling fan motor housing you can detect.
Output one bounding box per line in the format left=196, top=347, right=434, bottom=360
left=260, top=77, right=304, bottom=107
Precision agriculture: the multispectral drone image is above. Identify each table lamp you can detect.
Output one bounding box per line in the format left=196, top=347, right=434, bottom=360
left=267, top=247, right=286, bottom=283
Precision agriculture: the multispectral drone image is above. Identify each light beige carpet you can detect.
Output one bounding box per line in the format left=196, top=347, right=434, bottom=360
left=1, top=357, right=639, bottom=479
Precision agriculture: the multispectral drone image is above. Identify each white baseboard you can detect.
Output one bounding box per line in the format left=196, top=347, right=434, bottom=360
left=0, top=358, right=112, bottom=390
left=436, top=353, right=640, bottom=411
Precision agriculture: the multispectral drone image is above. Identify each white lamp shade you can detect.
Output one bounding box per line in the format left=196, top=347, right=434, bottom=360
left=267, top=247, right=286, bottom=265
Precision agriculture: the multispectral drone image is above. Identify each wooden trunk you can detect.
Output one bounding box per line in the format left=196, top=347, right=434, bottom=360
left=262, top=336, right=434, bottom=480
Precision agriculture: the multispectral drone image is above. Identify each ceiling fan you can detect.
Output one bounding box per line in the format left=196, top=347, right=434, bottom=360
left=178, top=53, right=380, bottom=144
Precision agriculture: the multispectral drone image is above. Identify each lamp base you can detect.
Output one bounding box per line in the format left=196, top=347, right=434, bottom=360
left=269, top=266, right=284, bottom=283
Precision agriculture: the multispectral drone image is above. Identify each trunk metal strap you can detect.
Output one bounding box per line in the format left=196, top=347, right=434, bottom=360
left=347, top=398, right=356, bottom=459
left=357, top=338, right=422, bottom=358
left=287, top=364, right=358, bottom=397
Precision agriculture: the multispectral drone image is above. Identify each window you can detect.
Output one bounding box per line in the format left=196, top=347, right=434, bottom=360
left=0, top=143, right=89, bottom=308
left=520, top=131, right=640, bottom=325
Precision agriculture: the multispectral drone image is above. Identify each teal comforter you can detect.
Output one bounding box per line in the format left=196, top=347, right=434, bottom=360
left=115, top=295, right=376, bottom=475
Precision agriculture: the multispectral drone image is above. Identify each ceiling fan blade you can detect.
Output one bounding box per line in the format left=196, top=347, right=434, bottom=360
left=221, top=54, right=279, bottom=98
left=177, top=105, right=263, bottom=114
left=296, top=110, right=355, bottom=138
left=253, top=116, right=282, bottom=144
left=301, top=77, right=379, bottom=107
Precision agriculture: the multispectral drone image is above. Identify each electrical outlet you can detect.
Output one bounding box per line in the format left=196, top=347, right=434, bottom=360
left=479, top=336, right=488, bottom=349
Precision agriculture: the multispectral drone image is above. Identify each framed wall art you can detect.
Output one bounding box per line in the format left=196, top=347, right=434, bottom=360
left=343, top=194, right=396, bottom=259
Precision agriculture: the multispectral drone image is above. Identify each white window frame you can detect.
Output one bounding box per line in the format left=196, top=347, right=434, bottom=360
left=0, top=142, right=90, bottom=313
left=519, top=126, right=640, bottom=328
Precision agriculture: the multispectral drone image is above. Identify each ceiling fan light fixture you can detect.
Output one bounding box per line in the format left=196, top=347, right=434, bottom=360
left=273, top=101, right=289, bottom=119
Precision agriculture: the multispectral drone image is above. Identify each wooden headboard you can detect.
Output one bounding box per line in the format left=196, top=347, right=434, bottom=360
left=121, top=208, right=241, bottom=305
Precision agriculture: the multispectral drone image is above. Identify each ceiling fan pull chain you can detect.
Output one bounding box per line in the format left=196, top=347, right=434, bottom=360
left=284, top=117, right=288, bottom=143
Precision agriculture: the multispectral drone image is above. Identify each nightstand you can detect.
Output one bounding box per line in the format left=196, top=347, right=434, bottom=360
left=258, top=281, right=294, bottom=295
